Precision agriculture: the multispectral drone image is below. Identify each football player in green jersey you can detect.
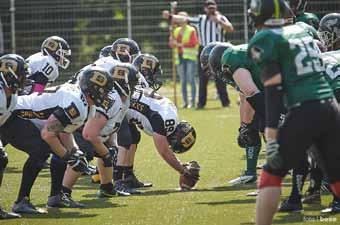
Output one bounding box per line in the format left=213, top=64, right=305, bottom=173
left=289, top=0, right=319, bottom=29
left=207, top=43, right=266, bottom=186
left=248, top=0, right=340, bottom=224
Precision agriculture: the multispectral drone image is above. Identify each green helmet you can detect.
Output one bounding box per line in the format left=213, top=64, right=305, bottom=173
left=208, top=43, right=233, bottom=80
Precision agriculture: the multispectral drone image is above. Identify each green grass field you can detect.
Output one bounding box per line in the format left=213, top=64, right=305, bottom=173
left=1, top=84, right=339, bottom=225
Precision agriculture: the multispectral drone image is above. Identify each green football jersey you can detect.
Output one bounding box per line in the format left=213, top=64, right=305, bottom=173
left=220, top=44, right=263, bottom=92
left=296, top=12, right=320, bottom=30
left=248, top=24, right=334, bottom=108
left=322, top=50, right=340, bottom=92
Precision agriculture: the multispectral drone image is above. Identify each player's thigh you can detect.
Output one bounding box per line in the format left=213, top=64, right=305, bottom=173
left=277, top=108, right=315, bottom=170
left=73, top=130, right=95, bottom=161
left=3, top=116, right=51, bottom=159
left=315, top=103, right=340, bottom=182
left=117, top=117, right=133, bottom=149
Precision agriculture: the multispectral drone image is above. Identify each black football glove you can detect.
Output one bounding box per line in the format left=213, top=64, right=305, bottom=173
left=63, top=149, right=90, bottom=174
left=237, top=122, right=261, bottom=148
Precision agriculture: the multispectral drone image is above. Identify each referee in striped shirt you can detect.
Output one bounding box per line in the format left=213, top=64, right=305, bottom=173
left=163, top=0, right=234, bottom=109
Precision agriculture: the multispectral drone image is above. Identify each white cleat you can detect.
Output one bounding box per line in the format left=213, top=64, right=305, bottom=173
left=228, top=174, right=257, bottom=186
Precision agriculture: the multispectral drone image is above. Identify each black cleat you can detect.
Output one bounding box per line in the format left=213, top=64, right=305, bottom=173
left=278, top=199, right=303, bottom=212
left=97, top=188, right=118, bottom=198
left=0, top=207, right=21, bottom=219
left=321, top=199, right=340, bottom=214
left=302, top=190, right=321, bottom=204
left=12, top=197, right=46, bottom=214
left=123, top=174, right=153, bottom=189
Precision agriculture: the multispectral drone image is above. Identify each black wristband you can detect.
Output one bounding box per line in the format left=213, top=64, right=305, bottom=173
left=264, top=84, right=284, bottom=129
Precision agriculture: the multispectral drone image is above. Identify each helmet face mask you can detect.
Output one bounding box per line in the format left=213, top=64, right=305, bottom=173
left=208, top=43, right=232, bottom=81
left=111, top=38, right=141, bottom=63
left=110, top=63, right=139, bottom=97
left=318, top=13, right=340, bottom=51
left=133, top=54, right=163, bottom=91
left=41, top=36, right=71, bottom=69
left=167, top=121, right=196, bottom=154
left=0, top=54, right=28, bottom=93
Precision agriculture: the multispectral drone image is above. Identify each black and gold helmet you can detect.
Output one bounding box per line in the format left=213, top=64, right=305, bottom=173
left=41, top=36, right=71, bottom=69
left=99, top=45, right=112, bottom=58
left=168, top=121, right=196, bottom=154
left=133, top=53, right=163, bottom=91
left=111, top=38, right=140, bottom=63
left=79, top=66, right=114, bottom=111
left=109, top=63, right=140, bottom=97
left=0, top=54, right=29, bottom=92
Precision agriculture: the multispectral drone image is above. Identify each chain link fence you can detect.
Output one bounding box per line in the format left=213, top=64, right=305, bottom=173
left=0, top=0, right=339, bottom=83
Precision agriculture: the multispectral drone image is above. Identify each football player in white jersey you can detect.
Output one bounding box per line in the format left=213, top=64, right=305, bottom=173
left=25, top=36, right=71, bottom=93
left=0, top=54, right=28, bottom=219
left=1, top=67, right=113, bottom=213
left=63, top=63, right=140, bottom=200
left=122, top=89, right=198, bottom=188
left=111, top=38, right=140, bottom=63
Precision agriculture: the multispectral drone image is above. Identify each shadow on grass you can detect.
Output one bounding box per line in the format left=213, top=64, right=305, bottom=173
left=196, top=198, right=256, bottom=206
left=21, top=211, right=99, bottom=219
left=273, top=212, right=304, bottom=224
left=35, top=198, right=125, bottom=210
left=141, top=185, right=257, bottom=197
left=5, top=166, right=23, bottom=174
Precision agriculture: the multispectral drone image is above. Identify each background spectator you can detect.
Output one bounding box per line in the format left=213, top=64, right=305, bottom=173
left=163, top=0, right=234, bottom=109
left=170, top=11, right=199, bottom=108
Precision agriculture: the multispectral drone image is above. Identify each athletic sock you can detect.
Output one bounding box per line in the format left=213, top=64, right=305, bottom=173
left=16, top=157, right=45, bottom=203
left=289, top=168, right=308, bottom=203
left=124, top=166, right=134, bottom=177
left=245, top=145, right=261, bottom=176
left=50, top=154, right=67, bottom=196
left=100, top=183, right=114, bottom=192
left=61, top=186, right=72, bottom=195
left=113, top=166, right=125, bottom=181
left=308, top=166, right=323, bottom=193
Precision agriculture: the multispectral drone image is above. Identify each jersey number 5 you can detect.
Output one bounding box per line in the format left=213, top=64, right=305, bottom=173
left=289, top=37, right=323, bottom=76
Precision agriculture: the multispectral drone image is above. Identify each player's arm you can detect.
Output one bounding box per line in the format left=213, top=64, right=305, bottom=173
left=162, top=10, right=188, bottom=24
left=82, top=111, right=110, bottom=157
left=262, top=69, right=282, bottom=141
left=233, top=68, right=265, bottom=120
left=58, top=132, right=78, bottom=151
left=41, top=113, right=69, bottom=158
left=29, top=71, right=49, bottom=93
left=153, top=133, right=185, bottom=174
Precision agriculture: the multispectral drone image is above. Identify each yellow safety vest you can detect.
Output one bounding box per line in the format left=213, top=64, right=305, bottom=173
left=173, top=25, right=198, bottom=64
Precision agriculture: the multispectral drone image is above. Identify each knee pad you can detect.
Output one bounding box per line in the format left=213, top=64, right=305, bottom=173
left=258, top=169, right=283, bottom=189
left=0, top=149, right=8, bottom=170
left=330, top=182, right=340, bottom=198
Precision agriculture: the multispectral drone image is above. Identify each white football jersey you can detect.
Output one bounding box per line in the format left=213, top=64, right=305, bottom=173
left=26, top=52, right=59, bottom=84
left=93, top=56, right=119, bottom=73
left=126, top=89, right=179, bottom=137
left=0, top=82, right=17, bottom=126
left=14, top=83, right=89, bottom=133
left=96, top=91, right=130, bottom=142
left=322, top=50, right=340, bottom=80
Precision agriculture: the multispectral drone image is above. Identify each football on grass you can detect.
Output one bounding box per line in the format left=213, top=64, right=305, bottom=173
left=179, top=174, right=196, bottom=190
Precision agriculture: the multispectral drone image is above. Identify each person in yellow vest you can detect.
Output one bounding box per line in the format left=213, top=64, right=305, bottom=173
left=170, top=12, right=199, bottom=108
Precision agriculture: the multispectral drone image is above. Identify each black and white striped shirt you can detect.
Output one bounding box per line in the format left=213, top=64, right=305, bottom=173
left=188, top=14, right=228, bottom=47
